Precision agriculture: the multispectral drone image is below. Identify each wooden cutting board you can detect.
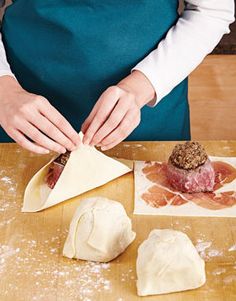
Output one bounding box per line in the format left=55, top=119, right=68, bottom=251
left=0, top=141, right=236, bottom=301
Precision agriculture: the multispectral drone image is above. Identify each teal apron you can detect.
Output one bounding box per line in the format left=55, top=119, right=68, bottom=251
left=1, top=0, right=190, bottom=142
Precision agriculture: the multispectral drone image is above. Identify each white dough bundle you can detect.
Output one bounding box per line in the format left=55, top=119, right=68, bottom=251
left=63, top=197, right=136, bottom=262
left=136, top=229, right=206, bottom=296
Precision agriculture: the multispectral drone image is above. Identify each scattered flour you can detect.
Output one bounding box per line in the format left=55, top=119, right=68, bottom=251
left=195, top=240, right=224, bottom=260
left=222, top=146, right=234, bottom=153
left=223, top=275, right=236, bottom=284
left=182, top=225, right=191, bottom=230
left=170, top=221, right=191, bottom=233
left=208, top=249, right=223, bottom=257
left=1, top=176, right=13, bottom=185
left=195, top=240, right=212, bottom=259
left=0, top=216, right=16, bottom=227
left=0, top=245, right=20, bottom=272
left=0, top=232, right=116, bottom=301
left=0, top=175, right=19, bottom=228
left=0, top=174, right=17, bottom=195
left=212, top=267, right=226, bottom=275
left=120, top=268, right=135, bottom=283
left=228, top=244, right=236, bottom=252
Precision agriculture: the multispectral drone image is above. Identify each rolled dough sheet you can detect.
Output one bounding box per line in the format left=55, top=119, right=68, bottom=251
left=134, top=156, right=236, bottom=217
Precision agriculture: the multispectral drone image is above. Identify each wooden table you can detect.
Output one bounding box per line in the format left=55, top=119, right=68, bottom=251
left=0, top=141, right=236, bottom=301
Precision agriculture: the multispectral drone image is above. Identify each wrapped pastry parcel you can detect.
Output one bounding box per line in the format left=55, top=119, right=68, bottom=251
left=63, top=197, right=136, bottom=262
left=22, top=133, right=132, bottom=212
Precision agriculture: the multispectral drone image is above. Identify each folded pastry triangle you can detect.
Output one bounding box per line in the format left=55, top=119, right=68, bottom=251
left=22, top=133, right=132, bottom=212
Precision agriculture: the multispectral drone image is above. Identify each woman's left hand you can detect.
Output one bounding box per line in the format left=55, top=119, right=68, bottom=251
left=81, top=70, right=156, bottom=150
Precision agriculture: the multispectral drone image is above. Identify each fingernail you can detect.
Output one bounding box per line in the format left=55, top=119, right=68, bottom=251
left=83, top=138, right=89, bottom=145
left=43, top=149, right=50, bottom=154
left=101, top=146, right=107, bottom=151
left=77, top=134, right=81, bottom=144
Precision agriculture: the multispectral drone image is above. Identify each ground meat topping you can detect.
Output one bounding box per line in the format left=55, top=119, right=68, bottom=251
left=169, top=141, right=208, bottom=170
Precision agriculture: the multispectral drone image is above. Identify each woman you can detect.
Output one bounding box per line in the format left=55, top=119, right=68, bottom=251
left=0, top=0, right=234, bottom=154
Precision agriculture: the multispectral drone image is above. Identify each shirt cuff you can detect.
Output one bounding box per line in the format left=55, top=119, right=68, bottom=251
left=131, top=57, right=161, bottom=107
left=0, top=70, right=16, bottom=79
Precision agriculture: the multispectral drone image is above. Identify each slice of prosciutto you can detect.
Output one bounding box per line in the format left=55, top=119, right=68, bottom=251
left=141, top=160, right=236, bottom=210
left=166, top=159, right=215, bottom=193
left=45, top=151, right=70, bottom=189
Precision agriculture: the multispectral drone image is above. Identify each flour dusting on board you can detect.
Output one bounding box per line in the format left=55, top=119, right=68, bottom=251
left=194, top=239, right=227, bottom=261
left=195, top=240, right=212, bottom=259
left=0, top=245, right=20, bottom=271
left=208, top=249, right=224, bottom=257
left=0, top=233, right=114, bottom=301
left=223, top=275, right=236, bottom=284
left=0, top=158, right=118, bottom=300
left=0, top=168, right=21, bottom=228
left=0, top=226, right=137, bottom=300
left=212, top=267, right=226, bottom=275
left=0, top=174, right=17, bottom=195
left=228, top=244, right=236, bottom=252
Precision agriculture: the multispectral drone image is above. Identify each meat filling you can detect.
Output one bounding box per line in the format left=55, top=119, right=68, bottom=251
left=45, top=151, right=70, bottom=189
left=167, top=142, right=215, bottom=193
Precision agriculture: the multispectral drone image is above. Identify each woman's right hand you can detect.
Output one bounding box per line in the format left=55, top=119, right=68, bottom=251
left=0, top=76, right=80, bottom=154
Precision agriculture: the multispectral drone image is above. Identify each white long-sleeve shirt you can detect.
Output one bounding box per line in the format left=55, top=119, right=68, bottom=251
left=0, top=0, right=235, bottom=105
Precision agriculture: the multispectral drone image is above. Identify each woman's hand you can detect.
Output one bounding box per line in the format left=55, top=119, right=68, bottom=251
left=82, top=70, right=156, bottom=150
left=82, top=85, right=141, bottom=151
left=0, top=76, right=80, bottom=154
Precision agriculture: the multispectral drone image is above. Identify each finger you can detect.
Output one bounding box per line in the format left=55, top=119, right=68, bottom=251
left=8, top=128, right=50, bottom=154
left=81, top=121, right=89, bottom=135
left=81, top=86, right=120, bottom=134
left=18, top=121, right=67, bottom=153
left=90, top=97, right=129, bottom=146
left=81, top=104, right=100, bottom=134
left=38, top=98, right=81, bottom=146
left=28, top=113, right=77, bottom=152
left=100, top=111, right=140, bottom=150
left=83, top=86, right=121, bottom=145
